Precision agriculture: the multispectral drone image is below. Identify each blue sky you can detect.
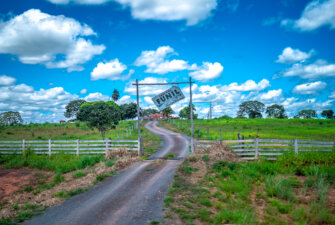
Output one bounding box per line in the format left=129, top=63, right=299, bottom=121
left=0, top=0, right=335, bottom=122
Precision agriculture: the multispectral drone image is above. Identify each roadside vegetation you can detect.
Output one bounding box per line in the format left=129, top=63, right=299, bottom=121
left=164, top=145, right=335, bottom=225
left=161, top=118, right=335, bottom=141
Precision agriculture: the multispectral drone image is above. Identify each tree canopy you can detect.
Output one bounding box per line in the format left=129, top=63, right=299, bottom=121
left=141, top=108, right=159, bottom=117
left=161, top=107, right=174, bottom=118
left=0, top=111, right=23, bottom=126
left=321, top=109, right=334, bottom=119
left=237, top=100, right=265, bottom=118
left=266, top=104, right=287, bottom=119
left=296, top=109, right=317, bottom=119
left=112, top=89, right=120, bottom=102
left=77, top=101, right=121, bottom=139
left=64, top=99, right=86, bottom=119
left=179, top=104, right=198, bottom=119
left=120, top=103, right=137, bottom=120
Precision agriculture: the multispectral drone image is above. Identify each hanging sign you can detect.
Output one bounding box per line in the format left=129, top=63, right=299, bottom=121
left=152, top=86, right=185, bottom=111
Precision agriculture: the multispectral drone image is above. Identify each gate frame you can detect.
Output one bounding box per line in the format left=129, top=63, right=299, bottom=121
left=133, top=77, right=195, bottom=155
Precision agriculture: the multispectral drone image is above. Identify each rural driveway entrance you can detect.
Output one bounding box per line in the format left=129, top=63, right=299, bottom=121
left=23, top=121, right=189, bottom=225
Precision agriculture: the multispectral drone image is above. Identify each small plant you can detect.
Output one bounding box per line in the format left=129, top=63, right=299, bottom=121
left=202, top=154, right=209, bottom=162
left=23, top=185, right=32, bottom=192
left=53, top=173, right=65, bottom=184
left=72, top=171, right=86, bottom=179
left=165, top=154, right=176, bottom=158
left=164, top=197, right=175, bottom=207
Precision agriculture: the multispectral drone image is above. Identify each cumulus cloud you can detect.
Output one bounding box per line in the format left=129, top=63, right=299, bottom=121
left=0, top=80, right=78, bottom=122
left=0, top=9, right=105, bottom=71
left=276, top=47, right=313, bottom=64
left=91, top=59, right=134, bottom=80
left=124, top=77, right=169, bottom=96
left=118, top=95, right=135, bottom=104
left=134, top=46, right=192, bottom=74
left=48, top=0, right=218, bottom=26
left=281, top=0, right=335, bottom=31
left=329, top=91, right=335, bottom=98
left=280, top=60, right=335, bottom=79
left=189, top=62, right=223, bottom=81
left=221, top=79, right=270, bottom=92
left=80, top=89, right=87, bottom=94
left=259, top=89, right=282, bottom=100
left=84, top=92, right=111, bottom=102
left=0, top=75, right=16, bottom=86
left=292, top=81, right=327, bottom=94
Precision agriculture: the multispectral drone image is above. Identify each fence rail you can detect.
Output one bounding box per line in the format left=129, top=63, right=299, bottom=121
left=196, top=138, right=335, bottom=160
left=0, top=139, right=139, bottom=156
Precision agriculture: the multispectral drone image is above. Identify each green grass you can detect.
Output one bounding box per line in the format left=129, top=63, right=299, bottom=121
left=0, top=150, right=104, bottom=174
left=72, top=171, right=87, bottom=179
left=162, top=118, right=335, bottom=141
left=165, top=152, right=335, bottom=225
left=0, top=120, right=138, bottom=141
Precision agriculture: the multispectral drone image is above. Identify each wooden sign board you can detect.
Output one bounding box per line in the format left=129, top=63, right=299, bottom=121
left=152, top=86, right=185, bottom=111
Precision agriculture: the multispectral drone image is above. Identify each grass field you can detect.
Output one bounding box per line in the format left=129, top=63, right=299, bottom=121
left=0, top=121, right=138, bottom=141
left=161, top=118, right=335, bottom=141
left=165, top=148, right=335, bottom=225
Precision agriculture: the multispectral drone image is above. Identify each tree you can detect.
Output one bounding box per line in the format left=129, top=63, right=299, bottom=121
left=237, top=101, right=265, bottom=118
left=0, top=111, right=23, bottom=126
left=141, top=108, right=159, bottom=117
left=296, top=109, right=317, bottom=119
left=266, top=104, right=287, bottom=119
left=64, top=99, right=86, bottom=119
left=179, top=104, right=198, bottom=119
left=161, top=107, right=174, bottom=118
left=120, top=103, right=137, bottom=120
left=77, top=101, right=121, bottom=139
left=321, top=109, right=334, bottom=119
left=112, top=89, right=120, bottom=102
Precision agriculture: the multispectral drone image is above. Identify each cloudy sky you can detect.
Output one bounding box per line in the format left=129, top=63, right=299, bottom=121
left=0, top=0, right=335, bottom=122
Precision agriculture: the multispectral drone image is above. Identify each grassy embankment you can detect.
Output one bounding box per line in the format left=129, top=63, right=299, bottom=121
left=164, top=148, right=335, bottom=224
left=0, top=121, right=137, bottom=141
left=0, top=121, right=161, bottom=224
left=161, top=118, right=335, bottom=141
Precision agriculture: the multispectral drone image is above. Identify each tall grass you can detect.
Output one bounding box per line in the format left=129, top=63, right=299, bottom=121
left=163, top=118, right=335, bottom=141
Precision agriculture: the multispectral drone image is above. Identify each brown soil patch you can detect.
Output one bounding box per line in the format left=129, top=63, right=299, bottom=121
left=0, top=169, right=52, bottom=201
left=251, top=186, right=267, bottom=225
left=0, top=150, right=140, bottom=220
left=327, top=187, right=335, bottom=208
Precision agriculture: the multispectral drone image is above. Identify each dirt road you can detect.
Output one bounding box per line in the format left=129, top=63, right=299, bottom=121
left=22, top=121, right=189, bottom=225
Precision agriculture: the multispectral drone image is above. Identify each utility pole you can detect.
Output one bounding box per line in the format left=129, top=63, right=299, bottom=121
left=209, top=101, right=212, bottom=119
left=190, top=77, right=194, bottom=153
left=136, top=79, right=143, bottom=155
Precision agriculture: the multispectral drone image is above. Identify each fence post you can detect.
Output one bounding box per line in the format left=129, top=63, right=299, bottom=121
left=242, top=135, right=245, bottom=149
left=220, top=129, right=222, bottom=145
left=48, top=139, right=52, bottom=156
left=117, top=132, right=119, bottom=144
left=76, top=139, right=80, bottom=156
left=126, top=128, right=129, bottom=137
left=255, top=138, right=259, bottom=159
left=294, top=138, right=298, bottom=155
left=22, top=139, right=26, bottom=154
left=105, top=138, right=111, bottom=157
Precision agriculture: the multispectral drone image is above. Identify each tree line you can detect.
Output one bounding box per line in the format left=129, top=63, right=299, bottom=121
left=236, top=100, right=334, bottom=119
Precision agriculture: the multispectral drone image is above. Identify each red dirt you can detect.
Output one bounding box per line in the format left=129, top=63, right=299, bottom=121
left=0, top=168, right=51, bottom=201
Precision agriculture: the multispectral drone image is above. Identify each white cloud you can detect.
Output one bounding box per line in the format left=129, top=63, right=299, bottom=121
left=189, top=62, right=223, bottom=81
left=0, top=75, right=16, bottom=86
left=84, top=92, right=111, bottom=102
left=91, top=59, right=133, bottom=80
left=276, top=47, right=313, bottom=64
left=259, top=89, right=282, bottom=100
left=134, top=46, right=192, bottom=74
left=48, top=0, right=218, bottom=26
left=118, top=95, right=135, bottom=104
left=281, top=60, right=335, bottom=79
left=292, top=81, right=327, bottom=95
left=80, top=89, right=87, bottom=94
left=0, top=9, right=105, bottom=71
left=329, top=91, right=335, bottom=98
left=124, top=77, right=169, bottom=96
left=49, top=82, right=54, bottom=86
left=281, top=0, right=335, bottom=31
left=221, top=79, right=270, bottom=92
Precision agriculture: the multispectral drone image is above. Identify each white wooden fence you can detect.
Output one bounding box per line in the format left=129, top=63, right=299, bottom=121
left=0, top=139, right=139, bottom=156
left=196, top=138, right=335, bottom=160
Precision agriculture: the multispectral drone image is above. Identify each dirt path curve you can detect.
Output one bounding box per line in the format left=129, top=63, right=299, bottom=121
left=22, top=121, right=189, bottom=225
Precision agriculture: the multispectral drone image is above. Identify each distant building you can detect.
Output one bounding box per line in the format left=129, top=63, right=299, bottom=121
left=147, top=114, right=179, bottom=120
left=59, top=120, right=66, bottom=123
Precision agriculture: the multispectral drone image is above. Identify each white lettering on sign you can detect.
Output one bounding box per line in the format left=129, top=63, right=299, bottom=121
left=152, top=86, right=185, bottom=111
